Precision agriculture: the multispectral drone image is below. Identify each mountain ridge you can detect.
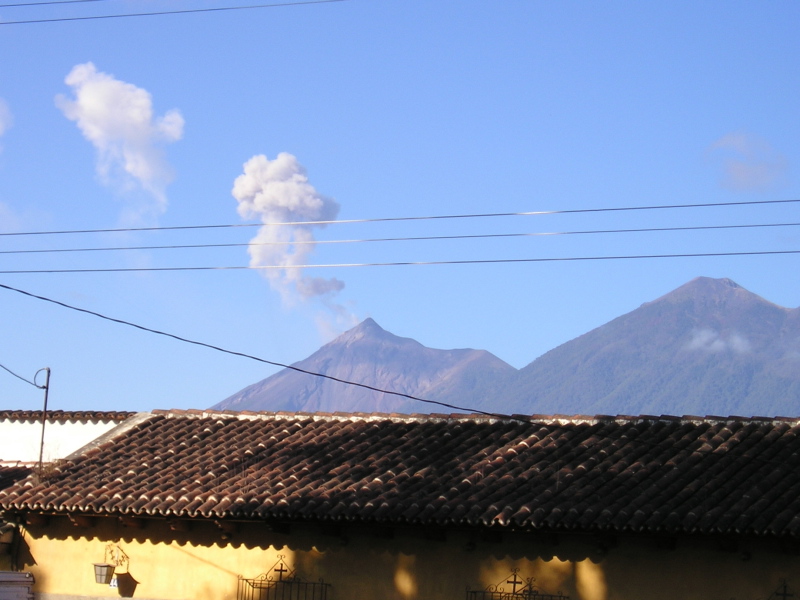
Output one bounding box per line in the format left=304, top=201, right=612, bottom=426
left=213, top=277, right=800, bottom=417
left=215, top=317, right=516, bottom=414
left=500, top=276, right=800, bottom=416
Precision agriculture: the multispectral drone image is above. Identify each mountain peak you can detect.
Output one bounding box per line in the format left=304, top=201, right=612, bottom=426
left=356, top=317, right=382, bottom=332
left=648, top=276, right=754, bottom=306
left=214, top=316, right=514, bottom=414
left=677, top=276, right=741, bottom=294
left=687, top=276, right=741, bottom=291
left=335, top=318, right=390, bottom=343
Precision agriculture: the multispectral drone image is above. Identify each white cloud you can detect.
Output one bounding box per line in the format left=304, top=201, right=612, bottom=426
left=709, top=132, right=787, bottom=192
left=727, top=333, right=751, bottom=354
left=0, top=98, right=12, bottom=152
left=55, top=63, right=184, bottom=218
left=686, top=328, right=751, bottom=354
left=232, top=152, right=350, bottom=319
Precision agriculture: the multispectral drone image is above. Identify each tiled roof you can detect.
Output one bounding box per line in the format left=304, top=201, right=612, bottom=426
left=2, top=410, right=800, bottom=538
left=0, top=410, right=135, bottom=424
left=0, top=465, right=31, bottom=491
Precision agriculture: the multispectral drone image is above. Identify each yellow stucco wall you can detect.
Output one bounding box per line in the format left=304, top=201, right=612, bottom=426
left=13, top=516, right=800, bottom=600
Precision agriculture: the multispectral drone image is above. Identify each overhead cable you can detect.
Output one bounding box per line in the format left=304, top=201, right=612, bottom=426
left=0, top=361, right=41, bottom=388
left=1, top=221, right=798, bottom=255
left=0, top=282, right=504, bottom=418
left=271, top=198, right=800, bottom=227
left=1, top=198, right=798, bottom=237
left=1, top=249, right=798, bottom=274
left=0, top=0, right=345, bottom=25
left=0, top=0, right=114, bottom=7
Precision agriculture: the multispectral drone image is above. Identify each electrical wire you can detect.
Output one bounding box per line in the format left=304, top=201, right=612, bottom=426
left=0, top=282, right=506, bottom=418
left=0, top=222, right=258, bottom=237
left=1, top=249, right=799, bottom=274
left=274, top=198, right=800, bottom=227
left=0, top=361, right=41, bottom=388
left=0, top=0, right=118, bottom=8
left=1, top=198, right=798, bottom=237
left=0, top=0, right=345, bottom=25
left=1, top=221, right=798, bottom=255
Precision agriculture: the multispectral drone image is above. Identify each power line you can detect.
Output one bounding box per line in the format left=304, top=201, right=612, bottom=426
left=280, top=198, right=800, bottom=227
left=0, top=282, right=504, bottom=418
left=2, top=222, right=798, bottom=255
left=0, top=222, right=258, bottom=237
left=0, top=0, right=115, bottom=8
left=0, top=0, right=345, bottom=25
left=0, top=362, right=41, bottom=388
left=1, top=249, right=798, bottom=274
left=1, top=198, right=798, bottom=238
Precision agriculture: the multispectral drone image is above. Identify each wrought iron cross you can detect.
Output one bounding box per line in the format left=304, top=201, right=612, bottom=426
left=274, top=563, right=288, bottom=581
left=507, top=570, right=523, bottom=595
left=775, top=581, right=794, bottom=600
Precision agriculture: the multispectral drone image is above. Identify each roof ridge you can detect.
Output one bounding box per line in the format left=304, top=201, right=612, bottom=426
left=0, top=410, right=136, bottom=423
left=63, top=412, right=155, bottom=460
left=152, top=408, right=501, bottom=424
left=149, top=408, right=800, bottom=426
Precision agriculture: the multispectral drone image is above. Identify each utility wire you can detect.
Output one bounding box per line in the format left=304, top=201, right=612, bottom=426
left=1, top=249, right=799, bottom=274
left=275, top=198, right=800, bottom=227
left=0, top=362, right=41, bottom=388
left=2, top=222, right=798, bottom=255
left=0, top=0, right=117, bottom=7
left=1, top=198, right=798, bottom=237
left=0, top=282, right=504, bottom=418
left=0, top=222, right=258, bottom=237
left=0, top=0, right=345, bottom=25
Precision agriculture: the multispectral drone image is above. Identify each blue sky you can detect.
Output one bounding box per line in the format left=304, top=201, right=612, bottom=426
left=1, top=1, right=799, bottom=413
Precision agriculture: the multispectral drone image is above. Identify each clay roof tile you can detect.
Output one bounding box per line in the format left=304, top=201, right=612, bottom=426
left=3, top=411, right=800, bottom=537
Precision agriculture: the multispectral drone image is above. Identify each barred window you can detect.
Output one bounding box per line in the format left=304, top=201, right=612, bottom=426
left=237, top=556, right=330, bottom=600
left=465, top=569, right=568, bottom=600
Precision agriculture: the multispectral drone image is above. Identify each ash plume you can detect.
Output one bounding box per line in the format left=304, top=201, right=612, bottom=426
left=233, top=153, right=355, bottom=333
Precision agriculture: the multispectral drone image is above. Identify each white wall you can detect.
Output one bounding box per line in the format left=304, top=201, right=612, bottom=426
left=0, top=419, right=121, bottom=463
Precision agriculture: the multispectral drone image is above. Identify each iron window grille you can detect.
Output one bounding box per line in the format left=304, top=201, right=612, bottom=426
left=466, top=569, right=568, bottom=600
left=238, top=555, right=331, bottom=600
